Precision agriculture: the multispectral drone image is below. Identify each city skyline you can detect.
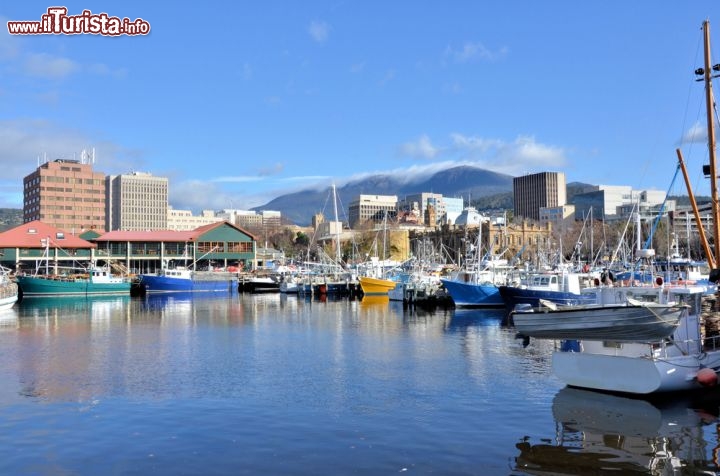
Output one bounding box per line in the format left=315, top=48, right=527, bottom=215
left=0, top=2, right=718, bottom=213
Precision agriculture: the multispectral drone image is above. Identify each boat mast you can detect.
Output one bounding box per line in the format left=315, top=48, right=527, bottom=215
left=332, top=183, right=341, bottom=265
left=700, top=20, right=720, bottom=265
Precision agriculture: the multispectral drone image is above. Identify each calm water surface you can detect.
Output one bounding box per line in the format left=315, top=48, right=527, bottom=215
left=0, top=293, right=718, bottom=475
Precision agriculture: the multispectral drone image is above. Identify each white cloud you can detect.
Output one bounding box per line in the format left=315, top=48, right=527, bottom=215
left=170, top=180, right=239, bottom=211
left=379, top=69, right=396, bottom=86
left=258, top=163, right=284, bottom=177
left=442, top=81, right=463, bottom=94
left=0, top=25, right=125, bottom=81
left=240, top=62, right=252, bottom=80
left=494, top=135, right=566, bottom=171
left=0, top=17, right=20, bottom=60
left=349, top=62, right=365, bottom=74
left=212, top=176, right=264, bottom=184
left=398, top=135, right=441, bottom=159
left=451, top=133, right=566, bottom=173
left=681, top=121, right=706, bottom=144
left=0, top=119, right=146, bottom=207
left=445, top=42, right=508, bottom=63
left=308, top=20, right=329, bottom=43
left=450, top=133, right=503, bottom=153
left=87, top=62, right=128, bottom=79
left=173, top=174, right=335, bottom=212
left=397, top=132, right=566, bottom=175
left=23, top=52, right=78, bottom=79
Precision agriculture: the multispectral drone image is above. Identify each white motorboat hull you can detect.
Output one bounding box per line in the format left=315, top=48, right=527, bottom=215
left=552, top=350, right=720, bottom=394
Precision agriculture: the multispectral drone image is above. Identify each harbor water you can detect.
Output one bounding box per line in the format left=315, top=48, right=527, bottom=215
left=0, top=293, right=719, bottom=475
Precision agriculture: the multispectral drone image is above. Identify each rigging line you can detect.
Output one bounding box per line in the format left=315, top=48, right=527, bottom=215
left=676, top=29, right=706, bottom=197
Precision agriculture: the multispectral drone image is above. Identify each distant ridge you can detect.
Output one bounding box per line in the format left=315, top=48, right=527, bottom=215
left=253, top=165, right=514, bottom=226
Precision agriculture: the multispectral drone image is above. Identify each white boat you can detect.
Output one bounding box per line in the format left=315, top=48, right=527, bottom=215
left=519, top=283, right=718, bottom=394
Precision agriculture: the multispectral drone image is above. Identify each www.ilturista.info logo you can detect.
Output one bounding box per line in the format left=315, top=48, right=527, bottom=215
left=7, top=7, right=150, bottom=36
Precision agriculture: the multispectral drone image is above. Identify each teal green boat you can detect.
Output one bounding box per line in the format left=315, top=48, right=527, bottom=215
left=17, top=267, right=131, bottom=297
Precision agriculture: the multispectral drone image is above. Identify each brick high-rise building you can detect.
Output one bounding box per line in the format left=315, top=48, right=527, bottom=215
left=23, top=156, right=106, bottom=232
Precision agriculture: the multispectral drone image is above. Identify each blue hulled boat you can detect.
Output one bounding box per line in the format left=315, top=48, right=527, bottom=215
left=498, top=271, right=596, bottom=311
left=440, top=278, right=504, bottom=307
left=137, top=267, right=238, bottom=294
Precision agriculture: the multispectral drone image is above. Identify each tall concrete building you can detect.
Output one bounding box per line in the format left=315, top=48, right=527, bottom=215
left=348, top=195, right=398, bottom=228
left=513, top=172, right=566, bottom=221
left=23, top=156, right=106, bottom=232
left=106, top=172, right=168, bottom=231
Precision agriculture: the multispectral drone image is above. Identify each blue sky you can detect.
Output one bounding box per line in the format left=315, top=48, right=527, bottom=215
left=0, top=2, right=719, bottom=212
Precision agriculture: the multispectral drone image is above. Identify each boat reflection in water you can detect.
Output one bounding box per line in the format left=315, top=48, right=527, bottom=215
left=446, top=308, right=508, bottom=330
left=514, top=387, right=720, bottom=474
left=16, top=294, right=131, bottom=320
left=138, top=291, right=196, bottom=311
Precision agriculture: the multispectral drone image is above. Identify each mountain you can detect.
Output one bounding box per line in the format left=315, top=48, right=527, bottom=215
left=0, top=208, right=23, bottom=232
left=253, top=166, right=513, bottom=226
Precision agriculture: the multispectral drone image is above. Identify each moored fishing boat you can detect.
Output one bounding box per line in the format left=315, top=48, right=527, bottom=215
left=439, top=277, right=504, bottom=307
left=17, top=266, right=131, bottom=297
left=136, top=267, right=238, bottom=294
left=358, top=275, right=397, bottom=296
left=498, top=270, right=596, bottom=310
left=438, top=220, right=512, bottom=308
left=239, top=273, right=281, bottom=293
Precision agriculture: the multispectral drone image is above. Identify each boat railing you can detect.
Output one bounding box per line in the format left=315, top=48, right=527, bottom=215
left=702, top=334, right=720, bottom=352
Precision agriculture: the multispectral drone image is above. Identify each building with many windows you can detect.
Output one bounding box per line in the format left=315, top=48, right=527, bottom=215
left=540, top=204, right=576, bottom=230
left=513, top=172, right=566, bottom=221
left=573, top=186, right=666, bottom=221
left=106, top=172, right=169, bottom=231
left=167, top=208, right=222, bottom=231
left=23, top=157, right=106, bottom=232
left=348, top=195, right=398, bottom=228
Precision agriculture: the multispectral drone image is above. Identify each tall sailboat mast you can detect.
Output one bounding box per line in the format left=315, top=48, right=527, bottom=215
left=700, top=20, right=720, bottom=265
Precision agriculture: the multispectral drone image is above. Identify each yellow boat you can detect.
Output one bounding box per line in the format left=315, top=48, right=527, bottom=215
left=358, top=276, right=397, bottom=296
